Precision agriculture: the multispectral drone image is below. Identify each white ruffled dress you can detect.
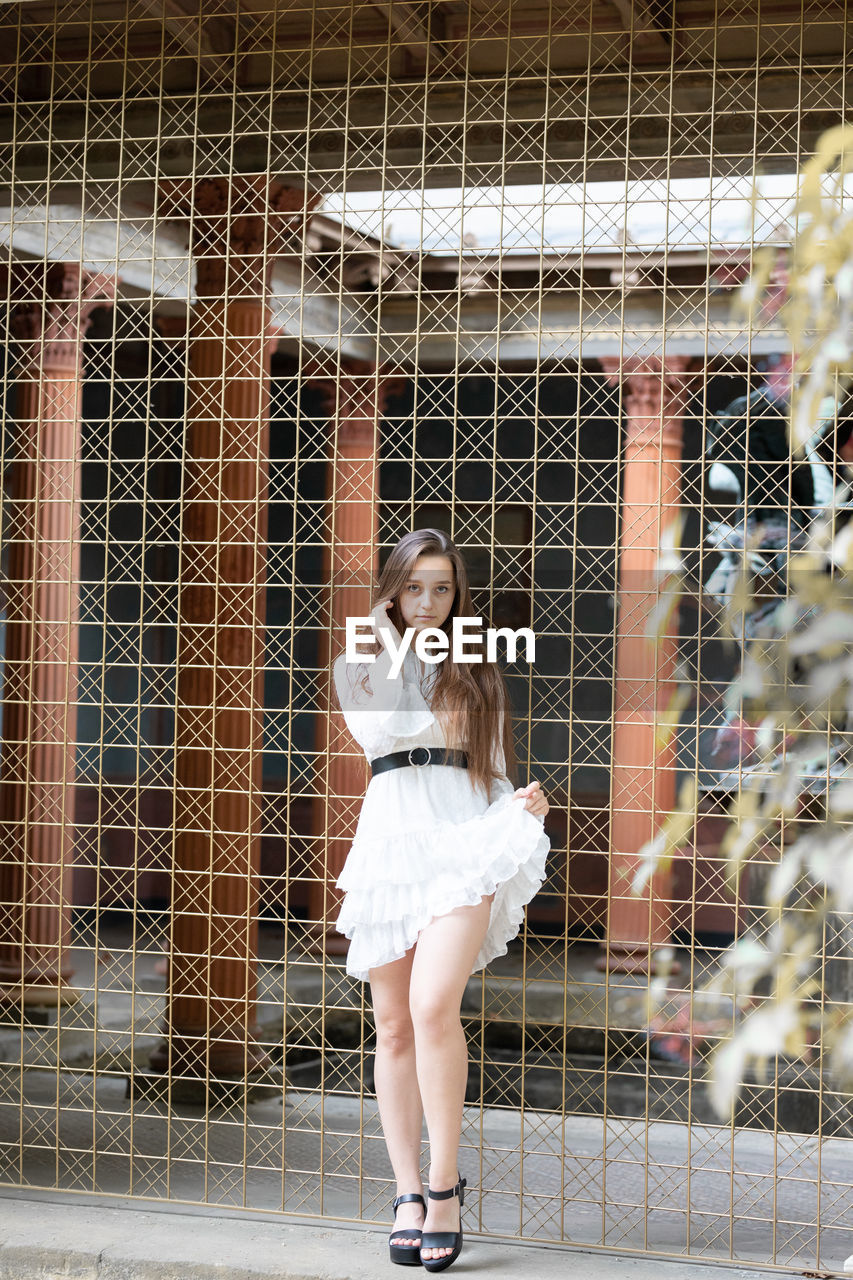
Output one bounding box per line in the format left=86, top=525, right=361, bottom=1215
left=332, top=646, right=551, bottom=982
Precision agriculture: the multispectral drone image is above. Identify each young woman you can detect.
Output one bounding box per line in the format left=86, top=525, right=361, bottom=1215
left=331, top=529, right=551, bottom=1273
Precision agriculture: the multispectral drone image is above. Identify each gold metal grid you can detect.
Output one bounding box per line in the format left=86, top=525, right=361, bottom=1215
left=0, top=0, right=850, bottom=1270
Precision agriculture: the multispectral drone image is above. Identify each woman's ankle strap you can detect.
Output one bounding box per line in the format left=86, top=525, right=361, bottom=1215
left=393, top=1192, right=426, bottom=1210
left=427, top=1176, right=466, bottom=1201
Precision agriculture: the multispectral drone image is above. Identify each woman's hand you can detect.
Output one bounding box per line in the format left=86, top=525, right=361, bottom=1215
left=369, top=597, right=404, bottom=655
left=514, top=779, right=549, bottom=818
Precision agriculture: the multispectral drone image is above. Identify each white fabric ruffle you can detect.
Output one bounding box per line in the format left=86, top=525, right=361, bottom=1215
left=335, top=789, right=550, bottom=981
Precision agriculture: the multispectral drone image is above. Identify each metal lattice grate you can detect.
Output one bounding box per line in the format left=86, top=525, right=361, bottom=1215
left=0, top=0, right=851, bottom=1270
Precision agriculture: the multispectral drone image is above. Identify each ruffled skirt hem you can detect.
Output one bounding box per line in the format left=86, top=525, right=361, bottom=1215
left=333, top=793, right=550, bottom=981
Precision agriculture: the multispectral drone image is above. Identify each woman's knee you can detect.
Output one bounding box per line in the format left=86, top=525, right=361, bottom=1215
left=408, top=988, right=461, bottom=1035
left=374, top=1012, right=416, bottom=1055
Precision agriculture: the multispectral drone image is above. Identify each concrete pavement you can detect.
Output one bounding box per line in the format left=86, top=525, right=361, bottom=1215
left=0, top=1193, right=791, bottom=1280
left=3, top=926, right=850, bottom=1276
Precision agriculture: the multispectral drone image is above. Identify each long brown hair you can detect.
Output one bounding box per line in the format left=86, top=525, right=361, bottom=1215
left=335, top=528, right=518, bottom=795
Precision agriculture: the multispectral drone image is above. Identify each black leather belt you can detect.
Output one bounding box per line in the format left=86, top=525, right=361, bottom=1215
left=370, top=747, right=469, bottom=776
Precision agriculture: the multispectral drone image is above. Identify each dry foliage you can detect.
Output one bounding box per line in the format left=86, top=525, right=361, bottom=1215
left=636, top=124, right=853, bottom=1117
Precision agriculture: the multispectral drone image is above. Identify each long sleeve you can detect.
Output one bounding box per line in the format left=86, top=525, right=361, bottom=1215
left=487, top=736, right=516, bottom=806
left=485, top=739, right=545, bottom=826
left=333, top=648, right=436, bottom=761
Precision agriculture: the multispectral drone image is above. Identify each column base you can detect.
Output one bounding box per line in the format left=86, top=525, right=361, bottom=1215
left=596, top=944, right=682, bottom=976
left=148, top=1030, right=273, bottom=1080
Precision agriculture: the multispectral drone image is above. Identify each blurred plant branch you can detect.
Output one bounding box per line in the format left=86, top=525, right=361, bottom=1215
left=635, top=123, right=853, bottom=1118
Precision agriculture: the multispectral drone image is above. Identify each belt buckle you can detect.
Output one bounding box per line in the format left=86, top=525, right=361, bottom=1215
left=408, top=746, right=431, bottom=767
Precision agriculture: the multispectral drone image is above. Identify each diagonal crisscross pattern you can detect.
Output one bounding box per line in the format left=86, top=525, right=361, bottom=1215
left=0, top=0, right=850, bottom=1272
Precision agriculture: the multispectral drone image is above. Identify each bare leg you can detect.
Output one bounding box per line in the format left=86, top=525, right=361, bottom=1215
left=369, top=947, right=424, bottom=1247
left=409, top=895, right=494, bottom=1261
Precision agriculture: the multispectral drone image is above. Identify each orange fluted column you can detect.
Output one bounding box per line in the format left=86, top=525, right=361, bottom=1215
left=149, top=177, right=319, bottom=1078
left=597, top=356, right=696, bottom=975
left=308, top=363, right=406, bottom=954
left=0, top=263, right=115, bottom=1006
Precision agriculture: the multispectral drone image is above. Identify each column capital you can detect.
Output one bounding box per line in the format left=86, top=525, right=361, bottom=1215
left=601, top=355, right=698, bottom=445
left=5, top=262, right=116, bottom=375
left=158, top=176, right=322, bottom=298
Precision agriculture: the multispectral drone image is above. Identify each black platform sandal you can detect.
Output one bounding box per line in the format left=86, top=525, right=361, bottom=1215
left=419, top=1175, right=466, bottom=1273
left=389, top=1192, right=426, bottom=1266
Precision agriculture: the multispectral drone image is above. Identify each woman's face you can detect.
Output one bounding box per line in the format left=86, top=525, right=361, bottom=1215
left=396, top=554, right=456, bottom=635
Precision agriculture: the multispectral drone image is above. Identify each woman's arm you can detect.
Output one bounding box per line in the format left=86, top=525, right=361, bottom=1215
left=486, top=738, right=516, bottom=805
left=332, top=648, right=436, bottom=761
left=487, top=738, right=550, bottom=818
